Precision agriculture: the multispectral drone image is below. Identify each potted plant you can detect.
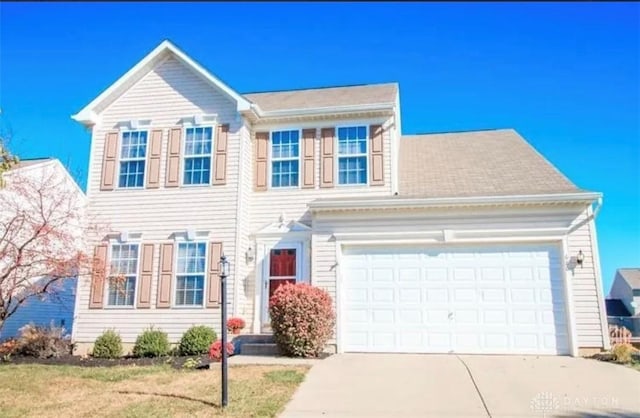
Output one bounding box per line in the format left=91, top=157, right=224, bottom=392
left=226, top=317, right=246, bottom=334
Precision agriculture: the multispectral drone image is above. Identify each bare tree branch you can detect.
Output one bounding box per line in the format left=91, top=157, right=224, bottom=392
left=0, top=159, right=103, bottom=331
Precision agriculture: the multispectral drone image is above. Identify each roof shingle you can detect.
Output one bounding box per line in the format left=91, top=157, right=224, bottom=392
left=243, top=83, right=398, bottom=113
left=618, top=268, right=640, bottom=290
left=399, top=129, right=581, bottom=198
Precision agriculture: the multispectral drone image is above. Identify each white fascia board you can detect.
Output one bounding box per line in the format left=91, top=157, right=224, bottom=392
left=249, top=102, right=395, bottom=120
left=71, top=40, right=250, bottom=126
left=309, top=192, right=603, bottom=212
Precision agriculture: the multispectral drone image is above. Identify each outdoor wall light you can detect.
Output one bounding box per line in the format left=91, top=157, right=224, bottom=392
left=576, top=250, right=585, bottom=268
left=245, top=246, right=255, bottom=263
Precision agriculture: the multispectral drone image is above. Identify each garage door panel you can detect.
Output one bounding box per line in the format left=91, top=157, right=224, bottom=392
left=425, top=268, right=448, bottom=280
left=398, top=268, right=420, bottom=281
left=399, top=288, right=421, bottom=303
left=342, top=244, right=570, bottom=355
left=426, top=288, right=448, bottom=302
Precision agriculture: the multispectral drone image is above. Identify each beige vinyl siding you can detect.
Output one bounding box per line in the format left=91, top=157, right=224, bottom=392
left=311, top=205, right=607, bottom=350
left=249, top=117, right=394, bottom=231
left=567, top=209, right=607, bottom=348
left=235, top=124, right=255, bottom=320
left=76, top=56, right=241, bottom=344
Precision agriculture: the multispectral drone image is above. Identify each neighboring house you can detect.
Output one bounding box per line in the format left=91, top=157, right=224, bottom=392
left=0, top=277, right=76, bottom=340
left=606, top=268, right=640, bottom=336
left=0, top=158, right=83, bottom=340
left=70, top=40, right=609, bottom=357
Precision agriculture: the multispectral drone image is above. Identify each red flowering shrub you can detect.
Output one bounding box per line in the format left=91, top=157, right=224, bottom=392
left=269, top=282, right=335, bottom=357
left=227, top=317, right=246, bottom=333
left=208, top=339, right=235, bottom=362
left=0, top=339, right=18, bottom=358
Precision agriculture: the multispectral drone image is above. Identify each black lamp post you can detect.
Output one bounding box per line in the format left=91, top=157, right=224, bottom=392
left=219, top=254, right=230, bottom=407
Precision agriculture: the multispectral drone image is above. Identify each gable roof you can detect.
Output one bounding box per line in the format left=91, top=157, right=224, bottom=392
left=399, top=129, right=583, bottom=198
left=617, top=268, right=640, bottom=290
left=13, top=157, right=54, bottom=169
left=4, top=157, right=85, bottom=197
left=71, top=40, right=251, bottom=126
left=243, top=83, right=398, bottom=113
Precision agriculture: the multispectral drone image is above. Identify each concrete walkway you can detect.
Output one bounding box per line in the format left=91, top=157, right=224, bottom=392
left=279, top=354, right=640, bottom=418
left=228, top=354, right=320, bottom=366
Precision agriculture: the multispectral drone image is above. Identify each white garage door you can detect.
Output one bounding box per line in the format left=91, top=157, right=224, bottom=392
left=342, top=244, right=569, bottom=355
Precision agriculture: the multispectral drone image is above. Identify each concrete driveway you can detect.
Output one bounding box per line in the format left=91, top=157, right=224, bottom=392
left=280, top=354, right=640, bottom=418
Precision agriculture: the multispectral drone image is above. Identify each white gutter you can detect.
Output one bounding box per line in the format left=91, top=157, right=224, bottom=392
left=248, top=102, right=395, bottom=119
left=567, top=196, right=603, bottom=233
left=309, top=192, right=603, bottom=212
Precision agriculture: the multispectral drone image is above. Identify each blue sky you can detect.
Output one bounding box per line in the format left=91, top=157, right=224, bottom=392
left=1, top=2, right=638, bottom=292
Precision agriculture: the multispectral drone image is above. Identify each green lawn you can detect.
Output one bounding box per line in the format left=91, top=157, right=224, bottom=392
left=0, top=363, right=308, bottom=417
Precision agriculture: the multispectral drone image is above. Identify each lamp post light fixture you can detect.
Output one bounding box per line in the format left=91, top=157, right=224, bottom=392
left=219, top=254, right=230, bottom=407
left=576, top=250, right=585, bottom=268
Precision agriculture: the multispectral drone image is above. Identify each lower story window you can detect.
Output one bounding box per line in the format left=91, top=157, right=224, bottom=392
left=175, top=242, right=206, bottom=306
left=108, top=277, right=136, bottom=306
left=108, top=244, right=139, bottom=306
left=175, top=275, right=204, bottom=306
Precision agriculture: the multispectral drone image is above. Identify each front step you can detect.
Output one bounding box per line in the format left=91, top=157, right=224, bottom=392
left=240, top=343, right=281, bottom=356
left=231, top=334, right=280, bottom=356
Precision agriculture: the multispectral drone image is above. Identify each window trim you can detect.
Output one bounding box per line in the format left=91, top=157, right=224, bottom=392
left=335, top=124, right=369, bottom=187
left=104, top=242, right=140, bottom=309
left=172, top=240, right=208, bottom=308
left=268, top=128, right=302, bottom=190
left=116, top=129, right=149, bottom=190
left=181, top=125, right=216, bottom=187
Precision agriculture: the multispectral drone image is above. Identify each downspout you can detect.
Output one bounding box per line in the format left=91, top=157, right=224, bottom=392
left=232, top=117, right=246, bottom=317
left=567, top=196, right=603, bottom=234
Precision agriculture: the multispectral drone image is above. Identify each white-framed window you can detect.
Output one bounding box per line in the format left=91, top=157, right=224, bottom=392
left=337, top=126, right=368, bottom=185
left=119, top=130, right=148, bottom=188
left=271, top=130, right=300, bottom=188
left=175, top=242, right=207, bottom=306
left=183, top=126, right=213, bottom=185
left=107, top=243, right=139, bottom=306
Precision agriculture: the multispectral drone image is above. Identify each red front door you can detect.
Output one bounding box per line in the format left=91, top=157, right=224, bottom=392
left=269, top=248, right=296, bottom=298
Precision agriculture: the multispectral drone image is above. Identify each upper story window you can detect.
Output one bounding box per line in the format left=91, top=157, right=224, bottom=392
left=337, top=126, right=367, bottom=185
left=175, top=242, right=206, bottom=306
left=119, top=131, right=147, bottom=188
left=271, top=130, right=300, bottom=188
left=108, top=243, right=139, bottom=306
left=183, top=126, right=213, bottom=185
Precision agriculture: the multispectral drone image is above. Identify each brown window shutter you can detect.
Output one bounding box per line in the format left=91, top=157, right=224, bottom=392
left=369, top=124, right=384, bottom=186
left=320, top=128, right=335, bottom=188
left=146, top=130, right=163, bottom=189
left=156, top=243, right=174, bottom=308
left=302, top=128, right=316, bottom=189
left=137, top=243, right=154, bottom=308
left=254, top=132, right=269, bottom=191
left=89, top=244, right=108, bottom=309
left=206, top=242, right=223, bottom=308
left=100, top=132, right=119, bottom=191
left=212, top=124, right=229, bottom=185
left=165, top=128, right=182, bottom=187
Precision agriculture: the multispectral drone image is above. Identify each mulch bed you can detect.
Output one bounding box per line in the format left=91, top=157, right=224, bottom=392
left=1, top=353, right=216, bottom=370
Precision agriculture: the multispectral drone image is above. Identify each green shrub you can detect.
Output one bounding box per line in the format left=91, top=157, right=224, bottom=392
left=132, top=328, right=170, bottom=358
left=269, top=282, right=335, bottom=357
left=178, top=325, right=217, bottom=356
left=611, top=343, right=639, bottom=364
left=92, top=330, right=123, bottom=359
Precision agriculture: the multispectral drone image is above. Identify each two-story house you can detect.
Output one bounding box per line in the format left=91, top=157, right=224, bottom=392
left=70, top=40, right=609, bottom=357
